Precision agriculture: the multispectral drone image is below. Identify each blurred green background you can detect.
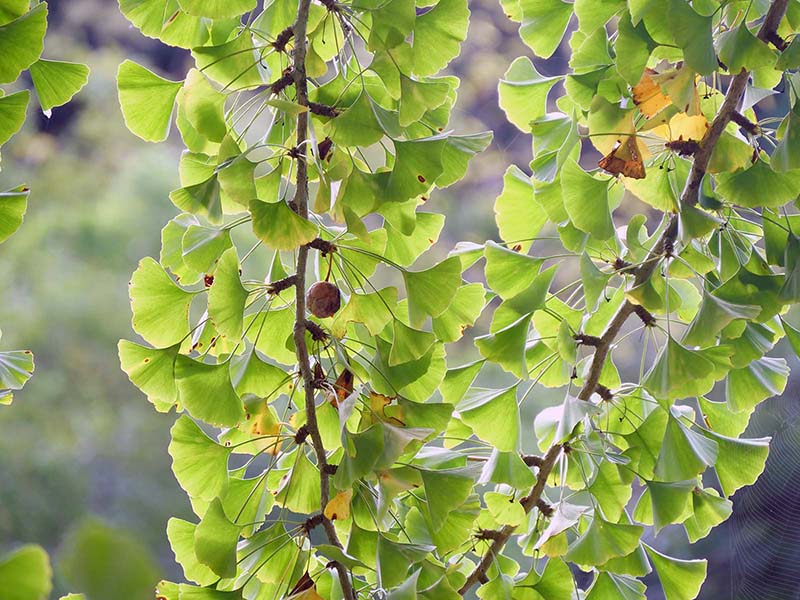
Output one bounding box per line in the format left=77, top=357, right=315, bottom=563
left=1, top=1, right=799, bottom=598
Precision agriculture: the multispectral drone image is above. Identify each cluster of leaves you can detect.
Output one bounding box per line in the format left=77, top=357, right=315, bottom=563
left=113, top=0, right=800, bottom=600
left=0, top=1, right=90, bottom=596
left=0, top=0, right=89, bottom=405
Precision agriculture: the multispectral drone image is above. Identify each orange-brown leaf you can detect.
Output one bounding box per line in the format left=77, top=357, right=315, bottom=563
left=332, top=368, right=354, bottom=407
left=598, top=136, right=646, bottom=179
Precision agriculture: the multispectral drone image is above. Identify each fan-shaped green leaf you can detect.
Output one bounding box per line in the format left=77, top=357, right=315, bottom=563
left=458, top=387, right=519, bottom=452
left=119, top=0, right=209, bottom=48
left=403, top=256, right=461, bottom=327
left=562, top=159, right=614, bottom=239
left=29, top=59, right=89, bottom=114
left=166, top=519, right=217, bottom=586
left=0, top=90, right=29, bottom=146
left=250, top=199, right=319, bottom=251
left=117, top=60, right=181, bottom=142
left=411, top=0, right=469, bottom=76
left=129, top=257, right=195, bottom=347
left=175, top=356, right=244, bottom=427
left=177, top=0, right=255, bottom=18
left=654, top=412, right=717, bottom=482
left=518, top=0, right=572, bottom=59
left=275, top=450, right=322, bottom=514
left=193, top=498, right=241, bottom=579
left=191, top=32, right=265, bottom=90
left=716, top=24, right=776, bottom=73
left=715, top=156, right=800, bottom=208
left=564, top=516, right=643, bottom=568
left=704, top=430, right=770, bottom=496
left=685, top=487, right=732, bottom=543
left=0, top=3, right=46, bottom=84
left=207, top=248, right=247, bottom=341
left=475, top=313, right=530, bottom=378
left=169, top=415, right=231, bottom=501
left=485, top=241, right=544, bottom=299
left=644, top=545, right=707, bottom=600
left=0, top=545, right=52, bottom=600
left=726, top=357, right=788, bottom=413
left=420, top=468, right=474, bottom=531
left=498, top=57, right=561, bottom=131
left=495, top=166, right=546, bottom=251
left=118, top=341, right=179, bottom=412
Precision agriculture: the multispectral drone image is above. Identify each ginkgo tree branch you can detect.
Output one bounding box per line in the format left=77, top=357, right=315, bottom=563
left=459, top=2, right=791, bottom=594
left=681, top=0, right=789, bottom=207
left=289, top=1, right=357, bottom=597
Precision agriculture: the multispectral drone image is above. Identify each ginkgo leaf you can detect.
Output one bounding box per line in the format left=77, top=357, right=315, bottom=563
left=0, top=3, right=47, bottom=84
left=564, top=515, right=643, bottom=568
left=0, top=90, right=29, bottom=146
left=586, top=572, right=645, bottom=600
left=168, top=415, right=231, bottom=501
left=191, top=32, right=265, bottom=90
left=177, top=0, right=256, bottom=18
left=716, top=24, right=777, bottom=73
left=166, top=519, right=217, bottom=586
left=475, top=313, right=530, bottom=378
left=117, top=60, right=182, bottom=142
left=632, top=69, right=671, bottom=118
left=29, top=59, right=90, bottom=114
left=331, top=287, right=397, bottom=338
left=726, top=357, right=789, bottom=413
left=478, top=449, right=536, bottom=489
left=0, top=545, right=52, bottom=600
left=644, top=544, right=707, bottom=600
left=250, top=199, right=319, bottom=251
left=715, top=155, right=800, bottom=208
left=561, top=159, right=614, bottom=239
left=129, top=257, right=195, bottom=347
left=275, top=450, right=322, bottom=514
left=682, top=291, right=760, bottom=347
left=118, top=341, right=179, bottom=412
left=411, top=0, right=469, bottom=76
left=654, top=411, right=717, bottom=482
left=0, top=186, right=28, bottom=244
left=683, top=487, right=732, bottom=543
left=703, top=430, right=770, bottom=496
left=207, top=248, right=248, bottom=341
left=431, top=282, right=486, bottom=343
left=518, top=0, right=572, bottom=59
left=484, top=241, right=543, bottom=299
left=193, top=498, right=241, bottom=578
left=175, top=357, right=244, bottom=428
left=458, top=387, right=519, bottom=452
left=324, top=489, right=353, bottom=521
left=419, top=468, right=474, bottom=532
left=642, top=480, right=695, bottom=532
left=119, top=0, right=209, bottom=48
left=403, top=256, right=461, bottom=327
left=388, top=320, right=436, bottom=366
left=643, top=338, right=716, bottom=400
left=498, top=57, right=561, bottom=131
left=494, top=166, right=546, bottom=251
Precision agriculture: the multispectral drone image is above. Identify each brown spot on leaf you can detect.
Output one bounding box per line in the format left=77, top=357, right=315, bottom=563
left=417, top=175, right=426, bottom=183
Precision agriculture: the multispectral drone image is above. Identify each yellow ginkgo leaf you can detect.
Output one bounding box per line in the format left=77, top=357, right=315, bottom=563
left=649, top=113, right=709, bottom=144
left=249, top=404, right=282, bottom=455
left=324, top=488, right=353, bottom=521
left=632, top=69, right=672, bottom=118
